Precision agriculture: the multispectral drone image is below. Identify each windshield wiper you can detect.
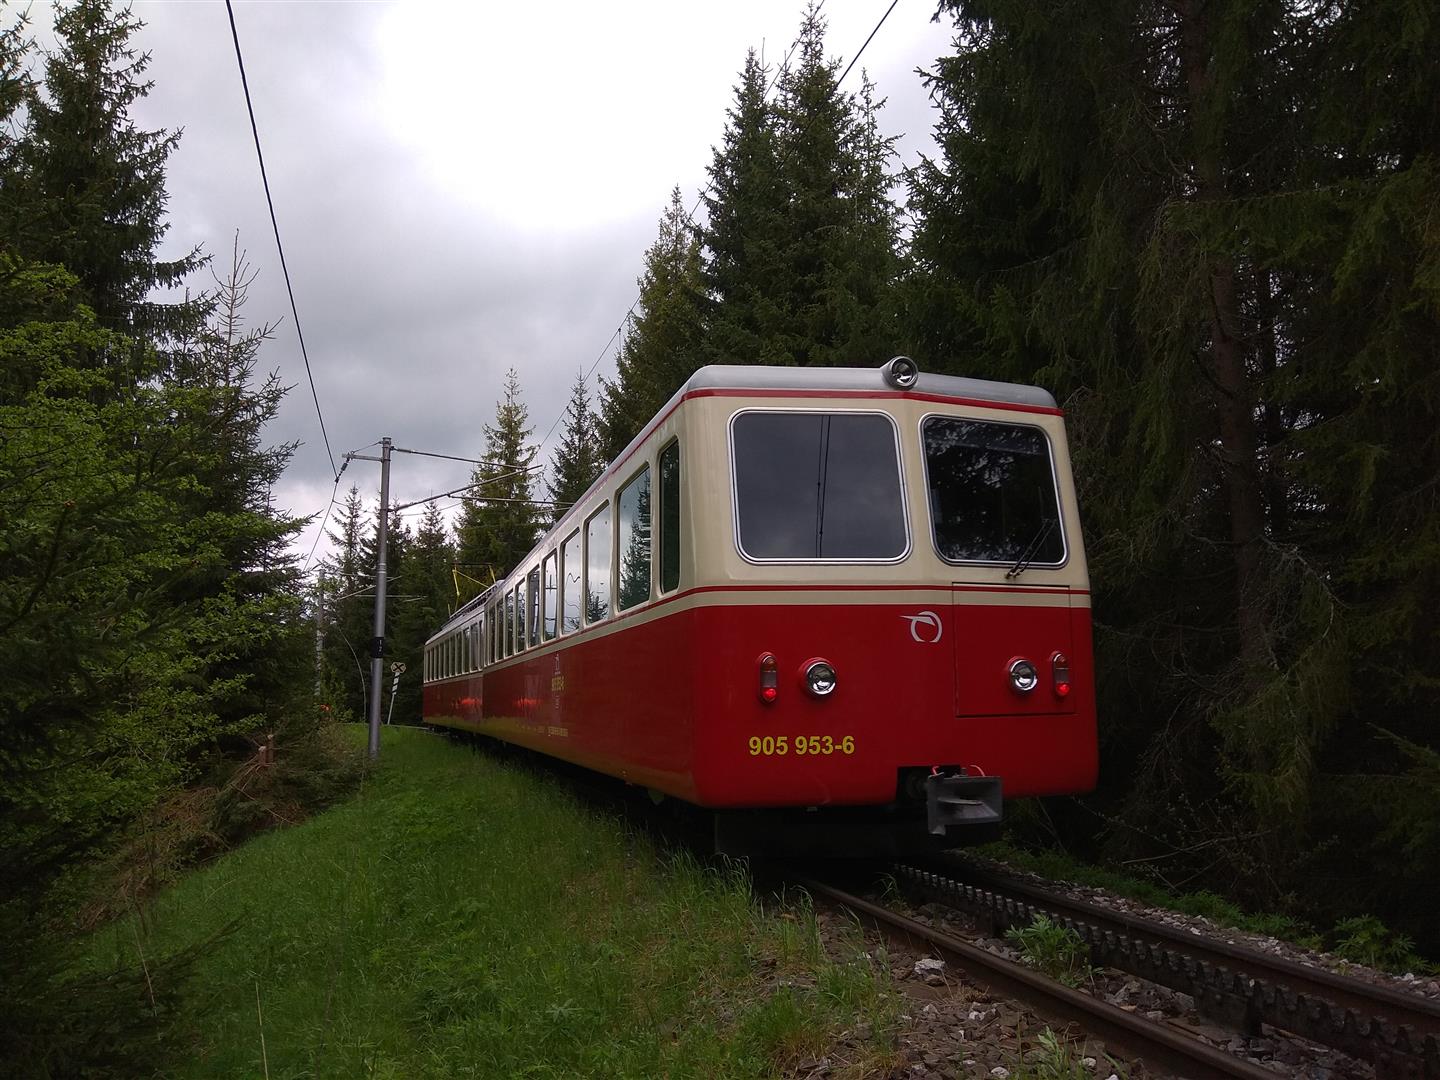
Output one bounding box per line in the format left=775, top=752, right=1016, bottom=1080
left=1005, top=518, right=1056, bottom=579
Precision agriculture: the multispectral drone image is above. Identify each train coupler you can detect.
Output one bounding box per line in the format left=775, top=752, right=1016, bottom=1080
left=926, top=773, right=1003, bottom=834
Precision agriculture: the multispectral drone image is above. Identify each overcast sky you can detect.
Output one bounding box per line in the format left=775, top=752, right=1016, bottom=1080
left=41, top=0, right=959, bottom=567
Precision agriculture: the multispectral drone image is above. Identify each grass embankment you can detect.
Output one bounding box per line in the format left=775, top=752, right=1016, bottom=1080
left=90, top=727, right=899, bottom=1078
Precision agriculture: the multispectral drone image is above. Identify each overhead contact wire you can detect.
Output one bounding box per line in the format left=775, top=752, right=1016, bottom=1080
left=224, top=0, right=340, bottom=482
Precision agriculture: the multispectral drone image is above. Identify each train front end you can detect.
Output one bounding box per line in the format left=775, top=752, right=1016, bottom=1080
left=687, top=359, right=1097, bottom=856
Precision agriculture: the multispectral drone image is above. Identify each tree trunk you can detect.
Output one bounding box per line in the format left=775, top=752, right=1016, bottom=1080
left=1178, top=0, right=1270, bottom=674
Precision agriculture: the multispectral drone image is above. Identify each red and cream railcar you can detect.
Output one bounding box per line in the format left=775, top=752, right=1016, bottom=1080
left=423, top=358, right=1096, bottom=855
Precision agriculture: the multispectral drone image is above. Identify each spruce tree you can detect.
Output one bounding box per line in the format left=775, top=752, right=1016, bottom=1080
left=702, top=49, right=788, bottom=365
left=547, top=372, right=604, bottom=520
left=703, top=5, right=901, bottom=368
left=905, top=0, right=1440, bottom=947
left=598, top=188, right=707, bottom=459
left=169, top=239, right=307, bottom=735
left=10, top=0, right=204, bottom=348
left=0, top=8, right=318, bottom=1066
left=319, top=487, right=372, bottom=719
left=455, top=368, right=540, bottom=585
left=387, top=501, right=456, bottom=723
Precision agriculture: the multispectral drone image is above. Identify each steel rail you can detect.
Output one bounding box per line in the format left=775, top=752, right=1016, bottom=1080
left=900, top=858, right=1440, bottom=1078
left=794, top=875, right=1278, bottom=1080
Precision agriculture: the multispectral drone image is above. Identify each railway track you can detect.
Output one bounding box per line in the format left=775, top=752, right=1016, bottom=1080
left=894, top=857, right=1440, bottom=1079
left=796, top=873, right=1278, bottom=1079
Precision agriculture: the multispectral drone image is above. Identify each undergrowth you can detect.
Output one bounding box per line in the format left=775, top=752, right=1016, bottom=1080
left=1011, top=1028, right=1121, bottom=1079
left=1005, top=916, right=1092, bottom=988
left=977, top=840, right=1435, bottom=973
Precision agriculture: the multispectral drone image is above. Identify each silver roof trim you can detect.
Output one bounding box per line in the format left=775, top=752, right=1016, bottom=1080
left=683, top=364, right=1058, bottom=409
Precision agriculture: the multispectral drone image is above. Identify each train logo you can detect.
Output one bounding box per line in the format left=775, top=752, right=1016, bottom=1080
left=902, top=610, right=944, bottom=643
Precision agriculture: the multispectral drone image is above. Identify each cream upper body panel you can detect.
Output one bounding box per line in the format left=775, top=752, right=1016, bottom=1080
left=427, top=363, right=1090, bottom=659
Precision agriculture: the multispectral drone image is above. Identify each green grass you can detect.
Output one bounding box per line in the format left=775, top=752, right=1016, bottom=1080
left=87, top=727, right=900, bottom=1078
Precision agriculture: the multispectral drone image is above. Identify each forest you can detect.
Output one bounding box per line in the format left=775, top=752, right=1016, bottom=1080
left=3, top=0, right=1437, bottom=1073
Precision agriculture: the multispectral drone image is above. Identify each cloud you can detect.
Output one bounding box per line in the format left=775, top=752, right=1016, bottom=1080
left=108, top=0, right=957, bottom=566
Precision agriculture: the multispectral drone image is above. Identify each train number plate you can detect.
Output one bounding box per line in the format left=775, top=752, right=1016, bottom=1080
left=748, top=735, right=855, bottom=757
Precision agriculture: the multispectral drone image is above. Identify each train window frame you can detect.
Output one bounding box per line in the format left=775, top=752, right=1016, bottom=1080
left=917, top=412, right=1069, bottom=570
left=561, top=529, right=582, bottom=634
left=658, top=438, right=681, bottom=594
left=542, top=551, right=558, bottom=641
left=526, top=566, right=541, bottom=647
left=461, top=626, right=470, bottom=673
left=616, top=463, right=652, bottom=612
left=505, top=591, right=515, bottom=657
left=514, top=583, right=526, bottom=652
left=727, top=407, right=912, bottom=565
left=585, top=502, right=612, bottom=625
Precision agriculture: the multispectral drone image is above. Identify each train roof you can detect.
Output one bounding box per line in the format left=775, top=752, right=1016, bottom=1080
left=680, top=363, right=1058, bottom=409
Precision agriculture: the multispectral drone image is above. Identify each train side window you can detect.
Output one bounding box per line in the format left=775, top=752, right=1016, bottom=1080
left=658, top=440, right=680, bottom=594
left=461, top=626, right=469, bottom=673
left=922, top=417, right=1065, bottom=566
left=561, top=530, right=581, bottom=633
left=526, top=567, right=541, bottom=646
left=505, top=591, right=515, bottom=657
left=542, top=552, right=558, bottom=640
left=514, top=584, right=525, bottom=651
left=585, top=503, right=611, bottom=623
left=617, top=466, right=651, bottom=610
left=731, top=411, right=907, bottom=561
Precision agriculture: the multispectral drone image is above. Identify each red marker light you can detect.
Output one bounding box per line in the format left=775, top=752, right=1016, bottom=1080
left=1051, top=652, right=1072, bottom=699
left=758, top=652, right=779, bottom=704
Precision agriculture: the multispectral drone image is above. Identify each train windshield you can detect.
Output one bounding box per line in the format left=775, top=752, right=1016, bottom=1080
left=732, top=411, right=907, bottom=560
left=922, top=417, right=1065, bottom=566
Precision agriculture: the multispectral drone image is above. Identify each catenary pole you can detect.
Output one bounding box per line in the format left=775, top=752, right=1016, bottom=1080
left=365, top=438, right=392, bottom=760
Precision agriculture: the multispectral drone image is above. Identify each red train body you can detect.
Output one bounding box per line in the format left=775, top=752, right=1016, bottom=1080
left=423, top=359, right=1097, bottom=855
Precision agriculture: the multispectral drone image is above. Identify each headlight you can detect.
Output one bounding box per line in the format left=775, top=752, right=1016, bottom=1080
left=1009, top=658, right=1039, bottom=694
left=804, top=660, right=837, bottom=697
